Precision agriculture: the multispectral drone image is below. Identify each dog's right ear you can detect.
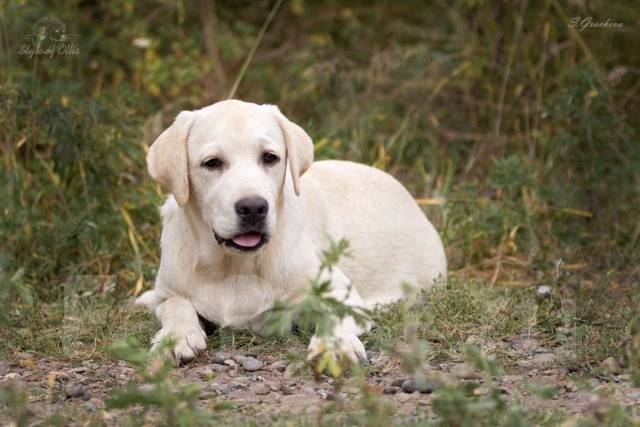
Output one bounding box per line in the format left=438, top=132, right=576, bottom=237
left=147, top=111, right=195, bottom=207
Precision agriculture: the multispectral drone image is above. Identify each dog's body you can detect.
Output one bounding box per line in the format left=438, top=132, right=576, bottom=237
left=137, top=100, right=446, bottom=363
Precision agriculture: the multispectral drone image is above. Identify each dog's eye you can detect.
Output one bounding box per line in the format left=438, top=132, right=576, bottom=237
left=262, top=152, right=279, bottom=165
left=202, top=158, right=223, bottom=169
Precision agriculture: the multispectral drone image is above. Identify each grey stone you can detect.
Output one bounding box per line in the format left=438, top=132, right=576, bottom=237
left=401, top=378, right=439, bottom=394
left=239, top=356, right=264, bottom=372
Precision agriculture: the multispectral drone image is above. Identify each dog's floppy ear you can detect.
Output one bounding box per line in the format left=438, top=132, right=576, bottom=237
left=147, top=111, right=195, bottom=207
left=270, top=106, right=314, bottom=196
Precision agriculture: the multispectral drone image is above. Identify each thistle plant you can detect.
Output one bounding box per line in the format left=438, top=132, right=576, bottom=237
left=106, top=336, right=223, bottom=426
left=263, top=238, right=370, bottom=377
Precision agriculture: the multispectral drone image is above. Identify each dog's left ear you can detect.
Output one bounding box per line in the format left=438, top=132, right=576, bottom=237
left=147, top=111, right=195, bottom=207
left=269, top=106, right=314, bottom=196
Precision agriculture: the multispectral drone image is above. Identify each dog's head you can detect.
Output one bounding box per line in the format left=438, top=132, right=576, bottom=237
left=147, top=100, right=313, bottom=254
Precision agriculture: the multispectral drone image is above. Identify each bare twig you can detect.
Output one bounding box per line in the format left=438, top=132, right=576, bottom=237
left=489, top=242, right=504, bottom=287
left=227, top=0, right=284, bottom=99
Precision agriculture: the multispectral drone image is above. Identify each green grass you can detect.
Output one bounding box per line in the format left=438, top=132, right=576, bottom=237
left=1, top=0, right=639, bottom=425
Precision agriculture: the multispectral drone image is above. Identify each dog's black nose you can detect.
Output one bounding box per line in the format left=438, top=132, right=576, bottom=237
left=235, top=196, right=268, bottom=224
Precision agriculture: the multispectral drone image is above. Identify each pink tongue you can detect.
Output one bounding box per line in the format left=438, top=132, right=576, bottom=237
left=232, top=233, right=262, bottom=248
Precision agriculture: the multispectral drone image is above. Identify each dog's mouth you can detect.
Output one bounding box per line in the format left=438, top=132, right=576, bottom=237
left=213, top=229, right=268, bottom=252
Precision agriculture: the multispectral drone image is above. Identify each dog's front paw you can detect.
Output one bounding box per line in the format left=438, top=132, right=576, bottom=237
left=307, top=333, right=368, bottom=370
left=151, top=325, right=207, bottom=365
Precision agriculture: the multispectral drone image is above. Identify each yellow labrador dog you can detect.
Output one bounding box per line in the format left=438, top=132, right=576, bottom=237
left=136, top=100, right=446, bottom=364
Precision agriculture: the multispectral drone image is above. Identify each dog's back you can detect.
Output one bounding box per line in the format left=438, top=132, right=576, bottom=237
left=301, top=160, right=447, bottom=308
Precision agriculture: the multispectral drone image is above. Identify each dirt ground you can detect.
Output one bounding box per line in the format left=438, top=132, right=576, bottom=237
left=2, top=330, right=639, bottom=425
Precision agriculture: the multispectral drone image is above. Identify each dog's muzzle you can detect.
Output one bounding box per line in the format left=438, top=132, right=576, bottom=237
left=213, top=228, right=269, bottom=252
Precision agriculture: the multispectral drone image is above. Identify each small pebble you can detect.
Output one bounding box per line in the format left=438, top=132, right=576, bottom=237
left=587, top=378, right=600, bottom=388
left=66, top=385, right=86, bottom=399
left=270, top=360, right=288, bottom=372
left=617, top=373, right=631, bottom=382
left=200, top=368, right=214, bottom=380
left=391, top=378, right=406, bottom=387
left=50, top=371, right=70, bottom=381
left=326, top=391, right=345, bottom=401
left=473, top=386, right=490, bottom=396
left=269, top=383, right=282, bottom=392
left=282, top=385, right=295, bottom=395
left=600, top=357, right=620, bottom=374
left=211, top=355, right=226, bottom=365
left=450, top=363, right=482, bottom=380
left=232, top=376, right=250, bottom=384
left=210, top=364, right=230, bottom=373
left=536, top=285, right=551, bottom=297
left=254, top=384, right=271, bottom=395
left=220, top=385, right=235, bottom=395
left=383, top=386, right=399, bottom=395
left=2, top=373, right=23, bottom=383
left=532, top=352, right=556, bottom=364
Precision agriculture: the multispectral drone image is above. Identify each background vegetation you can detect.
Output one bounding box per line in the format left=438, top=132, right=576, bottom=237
left=0, top=0, right=639, bottom=425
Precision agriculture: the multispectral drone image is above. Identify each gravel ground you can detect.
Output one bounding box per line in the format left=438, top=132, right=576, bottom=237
left=1, top=331, right=639, bottom=425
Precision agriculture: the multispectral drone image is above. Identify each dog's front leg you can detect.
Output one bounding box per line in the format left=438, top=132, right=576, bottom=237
left=307, top=266, right=371, bottom=363
left=151, top=296, right=207, bottom=365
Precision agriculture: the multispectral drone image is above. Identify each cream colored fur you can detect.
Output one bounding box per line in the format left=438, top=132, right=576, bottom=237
left=137, top=100, right=447, bottom=364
